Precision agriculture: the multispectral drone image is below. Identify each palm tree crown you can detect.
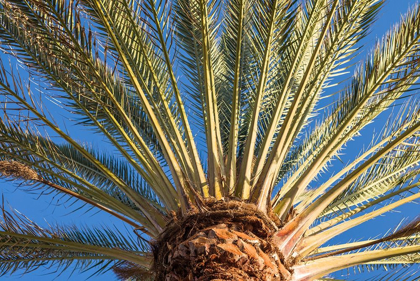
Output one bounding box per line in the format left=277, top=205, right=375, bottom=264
left=0, top=0, right=419, bottom=279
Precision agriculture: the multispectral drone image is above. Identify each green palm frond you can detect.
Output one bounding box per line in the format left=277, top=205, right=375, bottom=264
left=367, top=269, right=420, bottom=281
left=219, top=0, right=253, bottom=189
left=253, top=0, right=383, bottom=195
left=0, top=118, right=161, bottom=209
left=291, top=104, right=420, bottom=213
left=294, top=245, right=420, bottom=280
left=173, top=0, right=226, bottom=198
left=275, top=116, right=420, bottom=259
left=0, top=125, right=161, bottom=233
left=294, top=219, right=420, bottom=279
left=0, top=72, right=166, bottom=234
left=311, top=179, right=420, bottom=235
left=235, top=0, right=294, bottom=199
left=0, top=0, right=419, bottom=279
left=301, top=214, right=420, bottom=258
left=273, top=6, right=420, bottom=205
left=0, top=206, right=152, bottom=276
left=0, top=0, right=180, bottom=209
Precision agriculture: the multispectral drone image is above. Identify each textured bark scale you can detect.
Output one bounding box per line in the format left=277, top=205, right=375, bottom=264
left=153, top=199, right=292, bottom=280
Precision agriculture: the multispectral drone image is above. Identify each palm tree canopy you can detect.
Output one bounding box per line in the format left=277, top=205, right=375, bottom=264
left=0, top=0, right=419, bottom=279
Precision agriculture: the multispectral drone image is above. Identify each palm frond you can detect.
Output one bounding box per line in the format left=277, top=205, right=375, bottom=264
left=0, top=0, right=180, bottom=210
left=73, top=0, right=197, bottom=209
left=235, top=0, right=294, bottom=199
left=292, top=104, right=420, bottom=213
left=0, top=119, right=144, bottom=214
left=173, top=0, right=226, bottom=198
left=309, top=179, right=420, bottom=236
left=0, top=206, right=152, bottom=276
left=0, top=68, right=166, bottom=234
left=139, top=0, right=208, bottom=193
left=293, top=245, right=420, bottom=280
left=220, top=0, right=253, bottom=190
left=274, top=114, right=420, bottom=258
left=253, top=0, right=383, bottom=202
left=300, top=213, right=420, bottom=259
left=275, top=3, right=420, bottom=214
left=293, top=221, right=420, bottom=280
left=0, top=0, right=419, bottom=279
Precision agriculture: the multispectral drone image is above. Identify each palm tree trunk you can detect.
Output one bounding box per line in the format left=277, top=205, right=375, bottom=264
left=153, top=200, right=292, bottom=280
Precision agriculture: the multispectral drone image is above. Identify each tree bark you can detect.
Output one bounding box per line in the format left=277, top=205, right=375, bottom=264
left=153, top=199, right=292, bottom=280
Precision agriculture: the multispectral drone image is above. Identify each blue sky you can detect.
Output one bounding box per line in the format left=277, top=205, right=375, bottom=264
left=0, top=0, right=418, bottom=280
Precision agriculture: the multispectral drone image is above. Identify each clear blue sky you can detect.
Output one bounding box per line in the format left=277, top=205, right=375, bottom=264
left=0, top=0, right=417, bottom=280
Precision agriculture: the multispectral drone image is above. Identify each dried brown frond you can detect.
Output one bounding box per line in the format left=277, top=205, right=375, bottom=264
left=112, top=261, right=154, bottom=280
left=0, top=161, right=39, bottom=181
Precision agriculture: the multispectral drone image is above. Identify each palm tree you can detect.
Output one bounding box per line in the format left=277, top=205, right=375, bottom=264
left=0, top=0, right=419, bottom=279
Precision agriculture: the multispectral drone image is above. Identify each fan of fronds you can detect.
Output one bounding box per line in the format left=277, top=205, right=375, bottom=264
left=0, top=0, right=419, bottom=279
